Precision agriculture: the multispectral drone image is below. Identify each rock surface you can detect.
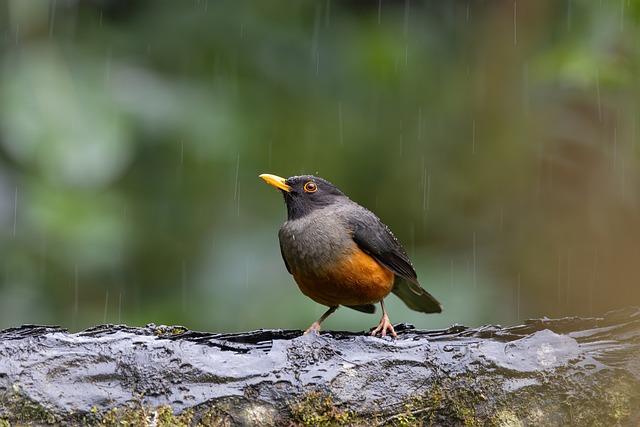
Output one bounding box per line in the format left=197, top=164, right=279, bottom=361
left=1, top=308, right=640, bottom=426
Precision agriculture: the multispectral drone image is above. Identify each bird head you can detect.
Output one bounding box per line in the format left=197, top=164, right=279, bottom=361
left=259, top=173, right=346, bottom=220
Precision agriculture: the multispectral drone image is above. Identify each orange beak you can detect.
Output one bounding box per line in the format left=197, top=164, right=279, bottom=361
left=259, top=173, right=292, bottom=192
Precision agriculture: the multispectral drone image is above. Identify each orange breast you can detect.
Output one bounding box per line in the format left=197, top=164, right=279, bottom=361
left=293, top=247, right=395, bottom=307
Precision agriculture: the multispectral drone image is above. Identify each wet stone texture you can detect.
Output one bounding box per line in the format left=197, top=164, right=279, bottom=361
left=0, top=308, right=640, bottom=426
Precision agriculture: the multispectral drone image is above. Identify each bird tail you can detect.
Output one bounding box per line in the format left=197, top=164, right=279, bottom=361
left=392, top=279, right=442, bottom=314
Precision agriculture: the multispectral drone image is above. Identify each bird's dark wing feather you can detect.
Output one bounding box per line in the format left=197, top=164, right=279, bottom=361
left=348, top=207, right=442, bottom=314
left=279, top=240, right=292, bottom=274
left=348, top=208, right=418, bottom=284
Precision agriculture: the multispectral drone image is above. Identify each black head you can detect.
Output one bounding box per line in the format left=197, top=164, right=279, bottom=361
left=259, top=173, right=347, bottom=220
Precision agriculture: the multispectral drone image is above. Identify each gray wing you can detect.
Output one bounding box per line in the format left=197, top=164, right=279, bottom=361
left=348, top=207, right=418, bottom=283
left=279, top=239, right=292, bottom=274
left=348, top=207, right=442, bottom=314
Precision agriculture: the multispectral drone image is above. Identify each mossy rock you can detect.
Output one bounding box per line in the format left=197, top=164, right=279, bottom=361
left=0, top=308, right=639, bottom=425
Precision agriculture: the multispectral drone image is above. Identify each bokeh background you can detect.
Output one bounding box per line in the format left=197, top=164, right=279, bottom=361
left=1, top=0, right=639, bottom=332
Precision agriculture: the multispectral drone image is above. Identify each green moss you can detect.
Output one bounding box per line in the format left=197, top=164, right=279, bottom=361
left=393, top=380, right=483, bottom=426
left=485, top=370, right=640, bottom=427
left=152, top=325, right=189, bottom=337
left=602, top=376, right=634, bottom=423
left=351, top=380, right=490, bottom=426
left=0, top=389, right=58, bottom=425
left=289, top=391, right=352, bottom=426
left=1, top=370, right=638, bottom=426
left=157, top=405, right=193, bottom=426
left=0, top=388, right=233, bottom=427
left=96, top=404, right=224, bottom=427
left=385, top=403, right=419, bottom=426
left=374, top=369, right=640, bottom=427
left=492, top=410, right=524, bottom=427
left=370, top=372, right=633, bottom=426
left=99, top=405, right=149, bottom=426
left=197, top=406, right=234, bottom=427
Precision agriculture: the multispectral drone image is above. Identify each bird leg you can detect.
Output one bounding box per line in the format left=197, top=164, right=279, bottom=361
left=304, top=306, right=339, bottom=335
left=371, top=300, right=397, bottom=338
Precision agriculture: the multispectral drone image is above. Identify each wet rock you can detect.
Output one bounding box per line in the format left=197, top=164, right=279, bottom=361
left=0, top=308, right=639, bottom=425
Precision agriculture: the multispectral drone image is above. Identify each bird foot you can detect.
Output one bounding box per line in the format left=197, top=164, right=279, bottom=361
left=304, top=321, right=321, bottom=335
left=371, top=314, right=397, bottom=338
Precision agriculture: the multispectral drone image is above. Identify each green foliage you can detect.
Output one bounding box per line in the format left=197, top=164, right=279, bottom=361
left=1, top=1, right=640, bottom=333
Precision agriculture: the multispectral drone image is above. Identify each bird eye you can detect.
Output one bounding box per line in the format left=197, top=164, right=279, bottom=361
left=303, top=181, right=317, bottom=193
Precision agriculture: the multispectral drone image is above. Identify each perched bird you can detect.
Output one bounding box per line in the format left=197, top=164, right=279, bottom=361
left=259, top=173, right=442, bottom=337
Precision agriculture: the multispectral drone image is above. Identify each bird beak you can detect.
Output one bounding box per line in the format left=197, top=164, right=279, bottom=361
left=259, top=173, right=292, bottom=192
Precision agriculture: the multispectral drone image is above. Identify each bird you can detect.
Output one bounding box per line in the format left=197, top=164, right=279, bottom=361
left=259, top=173, right=442, bottom=337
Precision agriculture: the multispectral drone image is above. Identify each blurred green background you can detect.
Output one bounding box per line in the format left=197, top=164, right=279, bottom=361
left=1, top=0, right=639, bottom=332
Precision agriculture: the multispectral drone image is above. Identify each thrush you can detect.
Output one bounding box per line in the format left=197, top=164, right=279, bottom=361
left=260, top=173, right=441, bottom=337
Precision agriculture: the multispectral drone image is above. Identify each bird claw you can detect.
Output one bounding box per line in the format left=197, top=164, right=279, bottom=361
left=304, top=321, right=321, bottom=335
left=370, top=314, right=397, bottom=338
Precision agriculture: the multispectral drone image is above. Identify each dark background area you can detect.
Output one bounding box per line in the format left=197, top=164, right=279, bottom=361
left=1, top=0, right=639, bottom=332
